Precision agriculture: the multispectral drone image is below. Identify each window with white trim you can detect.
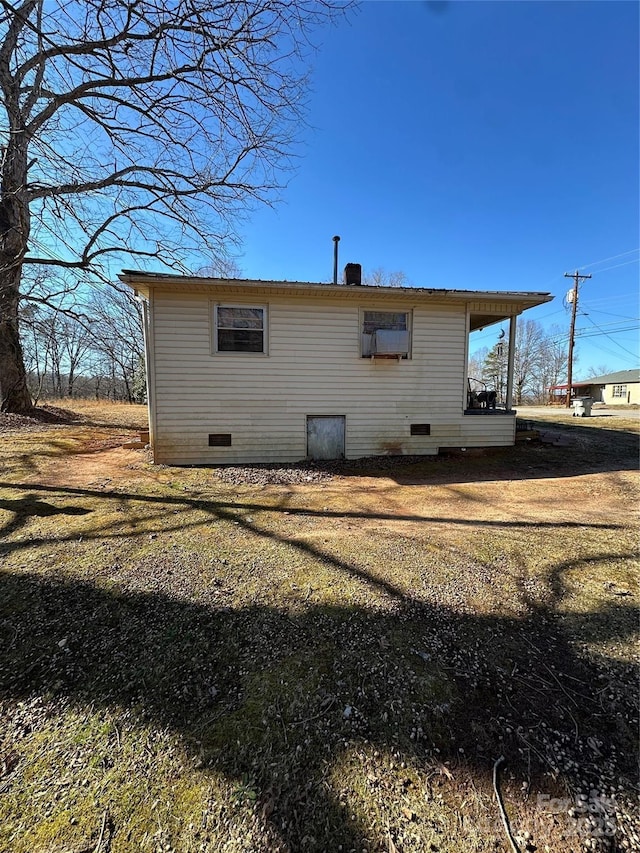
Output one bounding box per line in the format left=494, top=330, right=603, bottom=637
left=612, top=384, right=627, bottom=398
left=361, top=310, right=410, bottom=358
left=215, top=305, right=266, bottom=353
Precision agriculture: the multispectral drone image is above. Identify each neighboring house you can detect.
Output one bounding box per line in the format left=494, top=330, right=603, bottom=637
left=549, top=369, right=640, bottom=405
left=120, top=267, right=552, bottom=465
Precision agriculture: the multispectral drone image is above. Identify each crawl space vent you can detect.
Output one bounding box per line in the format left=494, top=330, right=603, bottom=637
left=410, top=424, right=431, bottom=436
left=209, top=433, right=232, bottom=446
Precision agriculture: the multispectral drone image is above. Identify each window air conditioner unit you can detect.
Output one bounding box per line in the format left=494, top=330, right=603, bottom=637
left=370, top=329, right=409, bottom=356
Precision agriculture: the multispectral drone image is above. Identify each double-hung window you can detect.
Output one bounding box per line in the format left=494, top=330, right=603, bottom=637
left=612, top=384, right=627, bottom=399
left=215, top=305, right=267, bottom=353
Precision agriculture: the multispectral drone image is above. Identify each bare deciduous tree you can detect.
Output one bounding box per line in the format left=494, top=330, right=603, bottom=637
left=20, top=282, right=145, bottom=402
left=86, top=286, right=145, bottom=403
left=513, top=319, right=546, bottom=405
left=195, top=257, right=244, bottom=279
left=363, top=268, right=411, bottom=288
left=469, top=321, right=569, bottom=405
left=467, top=346, right=488, bottom=389
left=0, top=0, right=349, bottom=411
left=587, top=364, right=613, bottom=379
left=537, top=324, right=571, bottom=403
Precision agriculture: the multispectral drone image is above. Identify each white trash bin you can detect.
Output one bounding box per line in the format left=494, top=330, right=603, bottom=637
left=572, top=397, right=593, bottom=417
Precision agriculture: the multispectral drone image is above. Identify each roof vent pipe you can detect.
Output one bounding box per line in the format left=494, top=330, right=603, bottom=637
left=332, top=235, right=340, bottom=285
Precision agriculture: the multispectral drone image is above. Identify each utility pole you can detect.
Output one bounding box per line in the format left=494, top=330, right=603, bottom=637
left=564, top=270, right=592, bottom=407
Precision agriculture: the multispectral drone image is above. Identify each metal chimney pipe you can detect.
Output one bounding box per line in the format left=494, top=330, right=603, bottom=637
left=332, top=235, right=340, bottom=284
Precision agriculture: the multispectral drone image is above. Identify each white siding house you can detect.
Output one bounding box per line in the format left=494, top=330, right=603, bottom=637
left=600, top=370, right=640, bottom=405
left=549, top=369, right=640, bottom=405
left=120, top=271, right=552, bottom=465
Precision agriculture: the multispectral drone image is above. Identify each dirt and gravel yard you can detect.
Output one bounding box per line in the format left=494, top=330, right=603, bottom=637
left=0, top=400, right=638, bottom=853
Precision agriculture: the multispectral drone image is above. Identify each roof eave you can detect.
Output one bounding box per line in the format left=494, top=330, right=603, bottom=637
left=118, top=271, right=552, bottom=310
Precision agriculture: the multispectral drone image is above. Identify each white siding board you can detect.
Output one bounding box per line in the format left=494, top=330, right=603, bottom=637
left=149, top=291, right=515, bottom=464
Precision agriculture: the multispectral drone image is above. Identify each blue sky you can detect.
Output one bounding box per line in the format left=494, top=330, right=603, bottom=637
left=235, top=0, right=639, bottom=377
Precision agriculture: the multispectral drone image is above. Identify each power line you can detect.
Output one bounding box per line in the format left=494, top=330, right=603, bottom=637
left=533, top=249, right=639, bottom=295
left=579, top=247, right=639, bottom=271
left=575, top=292, right=638, bottom=311
left=539, top=313, right=639, bottom=339
left=581, top=309, right=640, bottom=320
left=575, top=326, right=638, bottom=339
left=587, top=339, right=639, bottom=363
left=590, top=258, right=640, bottom=275
left=577, top=314, right=639, bottom=359
left=472, top=260, right=637, bottom=350
left=547, top=324, right=638, bottom=344
left=577, top=313, right=640, bottom=330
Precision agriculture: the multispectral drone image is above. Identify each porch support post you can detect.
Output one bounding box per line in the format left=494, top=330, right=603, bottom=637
left=505, top=314, right=517, bottom=411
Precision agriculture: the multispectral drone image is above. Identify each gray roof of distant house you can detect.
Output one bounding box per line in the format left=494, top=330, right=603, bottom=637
left=582, top=369, right=640, bottom=385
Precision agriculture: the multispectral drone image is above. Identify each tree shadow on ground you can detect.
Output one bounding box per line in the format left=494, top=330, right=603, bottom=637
left=0, top=440, right=638, bottom=851
left=0, top=561, right=637, bottom=851
left=0, top=495, right=91, bottom=537
left=0, top=480, right=627, bottom=564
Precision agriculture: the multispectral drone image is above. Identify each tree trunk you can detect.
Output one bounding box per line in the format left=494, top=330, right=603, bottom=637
left=0, top=265, right=32, bottom=412
left=0, top=112, right=32, bottom=412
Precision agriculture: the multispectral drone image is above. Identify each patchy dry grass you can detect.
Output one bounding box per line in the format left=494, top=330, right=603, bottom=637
left=0, top=405, right=638, bottom=852
left=34, top=397, right=150, bottom=430
left=522, top=412, right=639, bottom=436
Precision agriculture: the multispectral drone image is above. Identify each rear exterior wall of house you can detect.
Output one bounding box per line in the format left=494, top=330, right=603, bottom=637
left=149, top=289, right=515, bottom=464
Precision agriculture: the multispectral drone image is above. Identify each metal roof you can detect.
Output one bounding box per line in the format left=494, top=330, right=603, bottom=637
left=119, top=270, right=552, bottom=309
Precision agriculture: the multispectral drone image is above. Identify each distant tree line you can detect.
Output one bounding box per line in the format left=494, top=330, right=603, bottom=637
left=19, top=274, right=145, bottom=404
left=469, top=319, right=569, bottom=405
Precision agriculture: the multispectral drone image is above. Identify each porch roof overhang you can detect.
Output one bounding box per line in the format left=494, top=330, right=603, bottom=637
left=119, top=270, right=552, bottom=324
left=549, top=382, right=595, bottom=391
left=468, top=311, right=515, bottom=332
